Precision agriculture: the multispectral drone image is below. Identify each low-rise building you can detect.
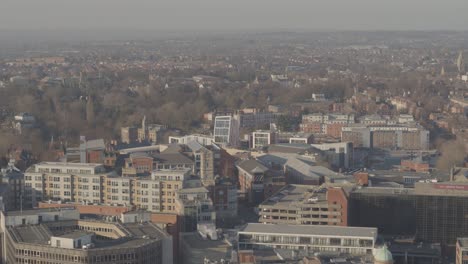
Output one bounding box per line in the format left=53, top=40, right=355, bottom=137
left=175, top=186, right=215, bottom=232
left=169, top=134, right=214, bottom=146
left=0, top=208, right=173, bottom=264
left=259, top=184, right=350, bottom=226
left=209, top=177, right=238, bottom=219
left=457, top=238, right=468, bottom=264
left=252, top=130, right=277, bottom=149
left=238, top=223, right=377, bottom=256
left=237, top=160, right=269, bottom=204
left=180, top=232, right=232, bottom=264
left=311, top=142, right=353, bottom=169
left=121, top=126, right=138, bottom=144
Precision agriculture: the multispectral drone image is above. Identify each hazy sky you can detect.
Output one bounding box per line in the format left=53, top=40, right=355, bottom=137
left=1, top=0, right=467, bottom=32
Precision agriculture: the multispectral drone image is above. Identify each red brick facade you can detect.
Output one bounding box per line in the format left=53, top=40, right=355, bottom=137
left=326, top=187, right=349, bottom=226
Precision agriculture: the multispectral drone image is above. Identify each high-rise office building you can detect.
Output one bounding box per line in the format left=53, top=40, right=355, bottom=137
left=414, top=182, right=468, bottom=246
left=349, top=187, right=416, bottom=236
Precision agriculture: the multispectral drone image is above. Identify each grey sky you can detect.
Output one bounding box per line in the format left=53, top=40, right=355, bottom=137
left=1, top=0, right=467, bottom=32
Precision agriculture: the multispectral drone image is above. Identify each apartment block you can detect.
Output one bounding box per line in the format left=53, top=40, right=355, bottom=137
left=24, top=162, right=109, bottom=206
left=132, top=169, right=192, bottom=213
left=301, top=113, right=355, bottom=138
left=25, top=162, right=196, bottom=214
left=342, top=125, right=429, bottom=150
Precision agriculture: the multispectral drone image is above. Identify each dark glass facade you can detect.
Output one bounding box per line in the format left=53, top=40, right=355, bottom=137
left=349, top=191, right=416, bottom=235
left=416, top=195, right=468, bottom=245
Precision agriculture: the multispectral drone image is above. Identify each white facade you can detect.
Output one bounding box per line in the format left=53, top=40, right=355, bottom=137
left=1, top=208, right=80, bottom=231
left=213, top=115, right=240, bottom=147
left=51, top=233, right=93, bottom=249
left=238, top=223, right=377, bottom=256
left=169, top=134, right=214, bottom=146
left=252, top=131, right=276, bottom=149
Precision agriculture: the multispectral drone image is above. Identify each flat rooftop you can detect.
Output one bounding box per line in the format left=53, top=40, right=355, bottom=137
left=10, top=225, right=51, bottom=245
left=181, top=232, right=231, bottom=264
left=57, top=231, right=92, bottom=239
left=8, top=221, right=168, bottom=250
left=414, top=182, right=468, bottom=196
left=351, top=186, right=415, bottom=196
left=240, top=223, right=377, bottom=239
left=5, top=207, right=77, bottom=216
left=124, top=222, right=168, bottom=240
left=458, top=238, right=468, bottom=248
left=35, top=162, right=103, bottom=168
left=260, top=184, right=328, bottom=208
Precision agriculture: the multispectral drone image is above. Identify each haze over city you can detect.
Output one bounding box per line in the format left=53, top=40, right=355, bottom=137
left=0, top=1, right=467, bottom=264
left=1, top=0, right=468, bottom=32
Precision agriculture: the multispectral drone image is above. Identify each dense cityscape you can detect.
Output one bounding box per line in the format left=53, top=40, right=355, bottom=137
left=0, top=3, right=468, bottom=264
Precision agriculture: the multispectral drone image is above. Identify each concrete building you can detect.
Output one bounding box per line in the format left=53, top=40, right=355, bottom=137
left=311, top=142, right=353, bottom=169
left=252, top=130, right=276, bottom=149
left=300, top=113, right=355, bottom=138
left=0, top=208, right=172, bottom=264
left=257, top=151, right=348, bottom=185
left=238, top=223, right=377, bottom=256
left=66, top=138, right=106, bottom=164
left=175, top=186, right=215, bottom=232
left=456, top=238, right=468, bottom=264
left=169, top=134, right=214, bottom=146
left=288, top=133, right=314, bottom=144
left=342, top=127, right=372, bottom=148
left=180, top=232, right=232, bottom=264
left=342, top=125, right=430, bottom=150
left=121, top=126, right=138, bottom=144
left=259, top=184, right=350, bottom=226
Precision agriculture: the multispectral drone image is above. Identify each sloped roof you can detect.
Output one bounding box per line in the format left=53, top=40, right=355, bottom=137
left=237, top=159, right=268, bottom=174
